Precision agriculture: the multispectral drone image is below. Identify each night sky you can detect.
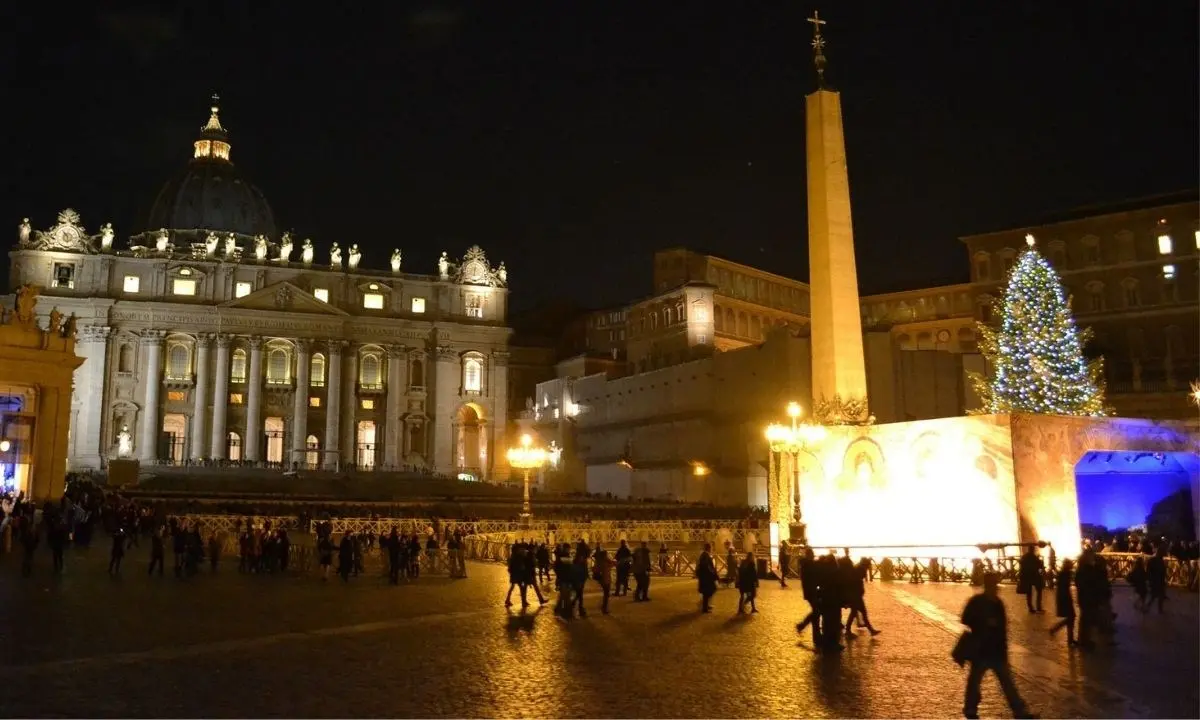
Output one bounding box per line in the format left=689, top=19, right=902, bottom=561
left=6, top=2, right=1197, bottom=314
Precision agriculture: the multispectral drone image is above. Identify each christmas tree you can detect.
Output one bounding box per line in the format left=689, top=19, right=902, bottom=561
left=969, top=234, right=1109, bottom=416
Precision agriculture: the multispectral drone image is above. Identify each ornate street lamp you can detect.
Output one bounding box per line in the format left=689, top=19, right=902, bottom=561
left=765, top=401, right=826, bottom=545
left=507, top=433, right=548, bottom=525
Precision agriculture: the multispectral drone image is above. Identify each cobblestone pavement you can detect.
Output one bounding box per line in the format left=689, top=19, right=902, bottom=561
left=0, top=546, right=1195, bottom=718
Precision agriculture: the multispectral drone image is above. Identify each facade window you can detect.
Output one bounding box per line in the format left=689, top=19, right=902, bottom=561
left=410, top=359, right=425, bottom=388
left=664, top=307, right=673, bottom=325
left=1086, top=283, right=1105, bottom=312
left=53, top=263, right=75, bottom=289
left=172, top=278, right=197, bottom=296
left=118, top=343, right=135, bottom=373
left=1157, top=234, right=1173, bottom=255
left=1082, top=239, right=1100, bottom=265
left=235, top=281, right=253, bottom=298
left=229, top=393, right=244, bottom=405
left=463, top=357, right=482, bottom=393
left=309, top=397, right=321, bottom=407
left=363, top=293, right=384, bottom=309
left=313, top=288, right=329, bottom=303
left=697, top=334, right=707, bottom=345
left=1000, top=255, right=1014, bottom=275
left=974, top=256, right=990, bottom=281
left=361, top=399, right=375, bottom=410
left=266, top=348, right=290, bottom=384
left=465, top=294, right=483, bottom=318
left=123, top=275, right=141, bottom=293
left=1195, top=230, right=1199, bottom=250
left=1048, top=243, right=1067, bottom=269
left=360, top=353, right=382, bottom=388
left=310, top=354, right=326, bottom=386
left=166, top=391, right=186, bottom=402
left=1162, top=264, right=1176, bottom=279
left=411, top=297, right=426, bottom=313
left=231, top=349, right=247, bottom=383
left=165, top=344, right=190, bottom=380
left=1122, top=280, right=1140, bottom=308
left=1162, top=277, right=1177, bottom=303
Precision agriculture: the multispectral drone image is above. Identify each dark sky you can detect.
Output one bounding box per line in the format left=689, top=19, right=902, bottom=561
left=6, top=2, right=1197, bottom=313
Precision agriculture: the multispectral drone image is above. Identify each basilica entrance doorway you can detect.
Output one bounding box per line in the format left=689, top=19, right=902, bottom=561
left=264, top=417, right=284, bottom=465
left=162, top=414, right=186, bottom=465
left=455, top=403, right=485, bottom=478
left=357, top=420, right=376, bottom=469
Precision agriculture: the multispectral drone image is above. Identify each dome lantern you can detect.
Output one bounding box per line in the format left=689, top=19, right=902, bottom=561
left=193, top=93, right=232, bottom=162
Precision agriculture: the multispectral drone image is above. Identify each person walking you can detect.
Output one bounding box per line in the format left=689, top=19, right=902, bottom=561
left=614, top=540, right=632, bottom=596
left=778, top=542, right=791, bottom=588
left=108, top=527, right=126, bottom=576
left=795, top=547, right=822, bottom=646
left=632, top=541, right=652, bottom=601
left=593, top=544, right=614, bottom=614
left=844, top=556, right=881, bottom=637
left=736, top=552, right=759, bottom=614
left=1048, top=558, right=1077, bottom=646
left=959, top=573, right=1035, bottom=719
left=1018, top=547, right=1045, bottom=613
left=148, top=524, right=165, bottom=576
left=1147, top=547, right=1168, bottom=613
left=696, top=543, right=718, bottom=613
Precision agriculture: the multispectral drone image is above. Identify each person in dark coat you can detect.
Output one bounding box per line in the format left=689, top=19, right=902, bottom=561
left=570, top=549, right=590, bottom=617
left=795, top=547, right=822, bottom=645
left=844, top=556, right=881, bottom=637
left=1017, top=547, right=1046, bottom=613
left=1048, top=558, right=1077, bottom=646
left=524, top=543, right=547, bottom=605
left=387, top=529, right=402, bottom=584
left=1126, top=555, right=1148, bottom=610
left=817, top=553, right=844, bottom=652
left=778, top=542, right=791, bottom=588
left=632, top=541, right=652, bottom=601
left=736, top=552, right=759, bottom=614
left=148, top=525, right=165, bottom=576
left=614, top=540, right=633, bottom=596
left=108, top=527, right=126, bottom=575
left=1146, top=547, right=1168, bottom=613
left=337, top=532, right=354, bottom=582
left=960, top=573, right=1035, bottom=719
left=505, top=545, right=528, bottom=607
left=696, top=542, right=718, bottom=613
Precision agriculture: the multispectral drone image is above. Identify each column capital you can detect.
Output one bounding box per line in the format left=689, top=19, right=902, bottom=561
left=81, top=325, right=112, bottom=343
left=492, top=350, right=510, bottom=367
left=327, top=339, right=348, bottom=356
left=195, top=332, right=214, bottom=347
left=436, top=345, right=459, bottom=362
left=387, top=344, right=408, bottom=359
left=215, top=333, right=233, bottom=349
left=139, top=329, right=167, bottom=346
left=247, top=335, right=264, bottom=350
left=295, top=338, right=312, bottom=354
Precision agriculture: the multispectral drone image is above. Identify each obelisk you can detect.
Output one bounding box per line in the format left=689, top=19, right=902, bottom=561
left=805, top=12, right=871, bottom=425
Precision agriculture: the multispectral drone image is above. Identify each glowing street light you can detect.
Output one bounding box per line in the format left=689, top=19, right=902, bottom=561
left=507, top=434, right=548, bottom=524
left=765, top=402, right=826, bottom=542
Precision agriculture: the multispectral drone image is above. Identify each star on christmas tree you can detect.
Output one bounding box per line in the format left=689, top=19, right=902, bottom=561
left=969, top=234, right=1110, bottom=416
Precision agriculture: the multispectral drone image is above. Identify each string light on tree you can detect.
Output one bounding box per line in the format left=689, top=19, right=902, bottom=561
left=969, top=233, right=1110, bottom=416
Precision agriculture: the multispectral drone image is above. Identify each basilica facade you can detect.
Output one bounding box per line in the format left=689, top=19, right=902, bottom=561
left=7, top=99, right=512, bottom=479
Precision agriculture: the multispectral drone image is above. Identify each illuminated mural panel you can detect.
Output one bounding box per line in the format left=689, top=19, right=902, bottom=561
left=798, top=415, right=1020, bottom=553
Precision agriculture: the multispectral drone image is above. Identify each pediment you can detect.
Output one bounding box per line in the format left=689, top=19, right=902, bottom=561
left=220, top=281, right=349, bottom=316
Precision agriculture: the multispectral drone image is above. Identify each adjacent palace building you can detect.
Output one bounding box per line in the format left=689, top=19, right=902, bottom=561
left=8, top=99, right=512, bottom=479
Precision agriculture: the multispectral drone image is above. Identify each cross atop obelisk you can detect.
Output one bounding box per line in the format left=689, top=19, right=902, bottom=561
left=807, top=11, right=828, bottom=88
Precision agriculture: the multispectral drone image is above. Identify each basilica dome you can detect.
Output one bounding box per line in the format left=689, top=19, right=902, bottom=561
left=144, top=96, right=277, bottom=238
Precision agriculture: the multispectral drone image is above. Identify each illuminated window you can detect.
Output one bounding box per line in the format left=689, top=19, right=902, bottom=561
left=123, top=275, right=141, bottom=293
left=1157, top=234, right=1173, bottom=255
left=229, top=393, right=244, bottom=405
left=697, top=334, right=707, bottom=345
left=1195, top=230, right=1199, bottom=250
left=167, top=391, right=186, bottom=402
left=361, top=399, right=375, bottom=410
left=165, top=344, right=190, bottom=380
left=314, top=288, right=329, bottom=303
left=1163, top=264, right=1176, bottom=279
left=309, top=397, right=321, bottom=407
left=360, top=353, right=382, bottom=387
left=411, top=297, right=426, bottom=313
left=179, top=267, right=192, bottom=276
left=235, top=281, right=252, bottom=298
left=694, top=307, right=707, bottom=322
left=310, top=354, right=325, bottom=387
left=231, top=349, right=247, bottom=383
left=463, top=357, right=482, bottom=393
left=466, top=294, right=483, bottom=318
left=266, top=347, right=290, bottom=384
left=53, top=263, right=75, bottom=289
left=172, top=278, right=197, bottom=296
left=363, top=293, right=384, bottom=309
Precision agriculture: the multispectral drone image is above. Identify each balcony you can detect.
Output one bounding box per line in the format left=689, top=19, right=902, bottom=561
left=163, top=373, right=194, bottom=389
left=358, top=382, right=386, bottom=395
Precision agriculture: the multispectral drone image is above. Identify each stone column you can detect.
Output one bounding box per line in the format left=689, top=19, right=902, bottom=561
left=384, top=345, right=408, bottom=468
left=291, top=339, right=311, bottom=466
left=190, top=334, right=212, bottom=461
left=138, top=330, right=166, bottom=462
left=431, top=345, right=460, bottom=475
left=72, top=325, right=111, bottom=469
left=244, top=337, right=264, bottom=462
left=341, top=348, right=358, bottom=466
left=209, top=335, right=231, bottom=459
left=490, top=350, right=509, bottom=482
left=324, top=341, right=345, bottom=470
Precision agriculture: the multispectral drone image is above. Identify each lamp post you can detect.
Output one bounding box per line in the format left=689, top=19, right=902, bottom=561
left=765, top=401, right=826, bottom=546
left=507, top=433, right=548, bottom=526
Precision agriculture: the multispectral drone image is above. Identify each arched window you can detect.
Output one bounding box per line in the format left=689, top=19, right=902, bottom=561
left=714, top=305, right=724, bottom=332
left=1121, top=278, right=1140, bottom=308
left=118, top=343, right=135, bottom=373
left=737, top=312, right=748, bottom=337
left=267, top=348, right=290, bottom=384
left=310, top=353, right=326, bottom=387
left=664, top=307, right=673, bottom=325
left=974, top=253, right=991, bottom=281
left=1085, top=281, right=1105, bottom=312
left=410, top=358, right=425, bottom=388
left=999, top=251, right=1015, bottom=277
left=724, top=307, right=734, bottom=333
left=463, top=357, right=482, bottom=393
left=360, top=353, right=382, bottom=388
left=166, top=343, right=190, bottom=380
left=305, top=434, right=320, bottom=468
left=231, top=349, right=247, bottom=383
left=751, top=316, right=763, bottom=340
left=227, top=431, right=242, bottom=462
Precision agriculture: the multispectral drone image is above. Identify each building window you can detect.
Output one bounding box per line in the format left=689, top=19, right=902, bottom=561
left=1122, top=280, right=1140, bottom=308
left=309, top=397, right=321, bottom=408
left=266, top=348, right=290, bottom=384
left=1162, top=264, right=1176, bottom=279
left=230, top=393, right=244, bottom=405
left=1048, top=243, right=1067, bottom=269
left=118, top=343, right=135, bottom=373
left=166, top=391, right=186, bottom=402
left=974, top=255, right=990, bottom=281
left=1157, top=234, right=1173, bottom=255
left=360, top=353, right=382, bottom=388
left=1086, top=283, right=1105, bottom=312
left=361, top=399, right=375, bottom=410
left=172, top=278, right=197, bottom=296
left=235, top=281, right=253, bottom=298
left=1162, top=278, right=1177, bottom=303
left=697, top=334, right=707, bottom=345
left=1082, top=239, right=1100, bottom=265
left=165, top=344, right=190, bottom=380
left=1195, top=230, right=1199, bottom=250
left=463, top=357, right=482, bottom=393
left=310, top=354, right=325, bottom=386
left=664, top=307, right=673, bottom=325
left=53, top=263, right=75, bottom=289
left=411, top=297, right=426, bottom=313
left=123, top=275, right=140, bottom=293
left=231, top=349, right=247, bottom=383
left=1000, top=255, right=1014, bottom=275
left=465, top=294, right=483, bottom=318
left=410, top=359, right=425, bottom=388
left=314, top=288, right=329, bottom=303
left=363, top=293, right=384, bottom=309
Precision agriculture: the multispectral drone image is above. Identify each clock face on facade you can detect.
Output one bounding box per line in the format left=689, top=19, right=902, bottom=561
left=462, top=260, right=487, bottom=284
left=937, top=329, right=951, bottom=343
